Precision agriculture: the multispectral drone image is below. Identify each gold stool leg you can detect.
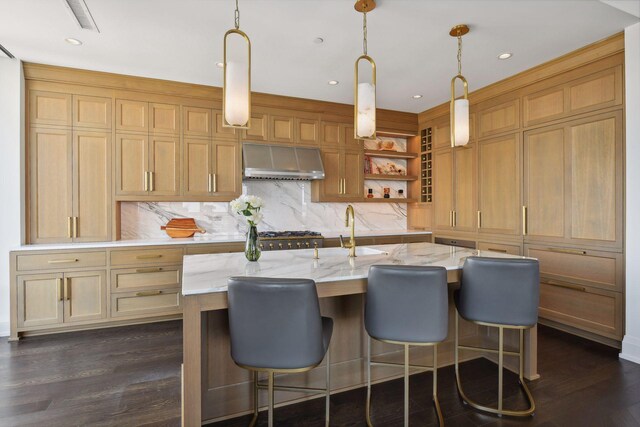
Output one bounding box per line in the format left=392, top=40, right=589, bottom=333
left=404, top=344, right=409, bottom=427
left=268, top=371, right=274, bottom=427
left=249, top=371, right=258, bottom=427
left=433, top=344, right=444, bottom=426
left=498, top=326, right=504, bottom=416
left=366, top=335, right=373, bottom=427
left=325, top=348, right=331, bottom=427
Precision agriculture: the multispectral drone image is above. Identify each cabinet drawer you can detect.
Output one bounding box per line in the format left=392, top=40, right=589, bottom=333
left=525, top=245, right=622, bottom=291
left=374, top=236, right=400, bottom=245
left=111, top=289, right=182, bottom=318
left=110, top=248, right=184, bottom=266
left=111, top=266, right=181, bottom=293
left=539, top=281, right=622, bottom=340
left=185, top=243, right=244, bottom=255
left=17, top=251, right=107, bottom=271
left=401, top=234, right=432, bottom=244
left=478, top=242, right=522, bottom=256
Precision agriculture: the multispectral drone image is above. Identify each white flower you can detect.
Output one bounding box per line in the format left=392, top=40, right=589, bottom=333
left=246, top=195, right=263, bottom=209
left=248, top=212, right=263, bottom=225
left=230, top=197, right=248, bottom=214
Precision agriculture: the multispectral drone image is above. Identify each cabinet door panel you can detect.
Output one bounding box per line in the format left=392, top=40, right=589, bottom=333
left=184, top=139, right=212, bottom=196
left=478, top=99, right=519, bottom=138
left=320, top=149, right=341, bottom=198
left=150, top=103, right=179, bottom=135
left=433, top=148, right=453, bottom=230
left=270, top=115, right=295, bottom=143
left=116, top=100, right=148, bottom=133
left=17, top=274, right=63, bottom=328
left=116, top=134, right=148, bottom=195
left=568, top=67, right=622, bottom=114
left=523, top=87, right=565, bottom=127
left=29, top=91, right=72, bottom=127
left=29, top=128, right=73, bottom=243
left=321, top=122, right=342, bottom=146
left=453, top=145, right=476, bottom=232
left=73, top=131, right=111, bottom=242
left=214, top=110, right=238, bottom=139
left=64, top=271, right=107, bottom=323
left=524, top=127, right=565, bottom=240
left=433, top=119, right=451, bottom=149
left=73, top=95, right=111, bottom=129
left=213, top=141, right=241, bottom=196
left=149, top=136, right=180, bottom=196
left=478, top=134, right=521, bottom=235
left=243, top=112, right=268, bottom=141
left=569, top=114, right=620, bottom=243
left=184, top=107, right=212, bottom=137
left=297, top=119, right=319, bottom=145
left=343, top=150, right=363, bottom=198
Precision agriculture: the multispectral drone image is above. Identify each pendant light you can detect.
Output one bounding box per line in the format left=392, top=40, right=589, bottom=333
left=354, top=0, right=377, bottom=140
left=223, top=0, right=251, bottom=128
left=450, top=24, right=470, bottom=147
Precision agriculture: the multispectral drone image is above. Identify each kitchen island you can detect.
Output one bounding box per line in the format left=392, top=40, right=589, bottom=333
left=181, top=242, right=539, bottom=426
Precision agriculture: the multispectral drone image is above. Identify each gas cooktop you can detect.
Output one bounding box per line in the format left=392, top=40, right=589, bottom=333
left=258, top=230, right=323, bottom=239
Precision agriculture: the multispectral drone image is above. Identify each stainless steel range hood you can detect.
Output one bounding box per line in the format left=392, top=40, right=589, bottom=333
left=242, top=142, right=325, bottom=180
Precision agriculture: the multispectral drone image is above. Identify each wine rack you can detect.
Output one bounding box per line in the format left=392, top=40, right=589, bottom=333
left=420, top=127, right=433, bottom=203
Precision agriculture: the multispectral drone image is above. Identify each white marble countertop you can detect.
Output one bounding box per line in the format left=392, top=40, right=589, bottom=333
left=182, top=242, right=524, bottom=296
left=12, top=229, right=431, bottom=252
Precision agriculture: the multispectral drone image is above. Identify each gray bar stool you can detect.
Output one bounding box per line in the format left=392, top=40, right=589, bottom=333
left=454, top=256, right=539, bottom=417
left=227, top=277, right=334, bottom=427
left=365, top=265, right=449, bottom=427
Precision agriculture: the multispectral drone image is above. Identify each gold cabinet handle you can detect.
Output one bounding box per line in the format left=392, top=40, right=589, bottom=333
left=73, top=217, right=78, bottom=238
left=58, top=277, right=64, bottom=301
left=522, top=206, right=528, bottom=235
left=342, top=178, right=346, bottom=195
left=48, top=259, right=79, bottom=264
left=136, top=254, right=163, bottom=260
left=477, top=211, right=481, bottom=229
left=149, top=171, right=155, bottom=192
left=487, top=248, right=508, bottom=253
left=64, top=277, right=70, bottom=301
left=135, top=267, right=163, bottom=273
left=541, top=278, right=586, bottom=292
left=213, top=173, right=217, bottom=193
left=546, top=247, right=587, bottom=255
left=208, top=173, right=213, bottom=193
left=338, top=179, right=343, bottom=195
left=67, top=217, right=73, bottom=239
left=144, top=171, right=149, bottom=192
left=136, top=290, right=163, bottom=297
left=453, top=210, right=457, bottom=228
left=449, top=211, right=453, bottom=227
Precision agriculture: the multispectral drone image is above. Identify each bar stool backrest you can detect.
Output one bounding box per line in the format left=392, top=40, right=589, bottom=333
left=459, top=257, right=540, bottom=327
left=227, top=277, right=325, bottom=370
left=366, top=265, right=448, bottom=343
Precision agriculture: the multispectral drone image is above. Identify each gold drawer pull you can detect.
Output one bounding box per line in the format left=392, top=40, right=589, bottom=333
left=542, top=279, right=586, bottom=292
left=58, top=277, right=64, bottom=301
left=135, top=267, right=163, bottom=273
left=136, top=254, right=163, bottom=260
left=48, top=259, right=79, bottom=264
left=136, top=290, right=163, bottom=297
left=487, top=248, right=507, bottom=253
left=547, top=248, right=587, bottom=256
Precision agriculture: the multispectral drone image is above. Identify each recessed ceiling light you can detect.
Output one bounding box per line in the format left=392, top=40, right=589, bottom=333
left=328, top=80, right=339, bottom=85
left=314, top=37, right=324, bottom=44
left=216, top=62, right=224, bottom=68
left=498, top=52, right=512, bottom=60
left=65, top=38, right=82, bottom=45
left=412, top=95, right=423, bottom=99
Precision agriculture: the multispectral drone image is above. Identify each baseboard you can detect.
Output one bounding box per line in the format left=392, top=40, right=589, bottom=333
left=0, top=321, right=10, bottom=338
left=620, top=335, right=640, bottom=365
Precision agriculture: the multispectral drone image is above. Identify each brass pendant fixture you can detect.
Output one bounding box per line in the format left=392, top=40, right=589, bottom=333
left=450, top=24, right=470, bottom=147
left=354, top=0, right=377, bottom=140
left=223, top=0, right=251, bottom=128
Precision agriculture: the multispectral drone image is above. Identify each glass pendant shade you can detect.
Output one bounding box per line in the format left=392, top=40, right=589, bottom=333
left=453, top=98, right=469, bottom=146
left=357, top=82, right=376, bottom=139
left=223, top=30, right=251, bottom=128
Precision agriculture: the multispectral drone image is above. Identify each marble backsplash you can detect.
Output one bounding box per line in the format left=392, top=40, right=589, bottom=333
left=121, top=180, right=407, bottom=239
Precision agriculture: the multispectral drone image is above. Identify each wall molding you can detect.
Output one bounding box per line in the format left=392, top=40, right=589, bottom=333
left=621, top=336, right=640, bottom=365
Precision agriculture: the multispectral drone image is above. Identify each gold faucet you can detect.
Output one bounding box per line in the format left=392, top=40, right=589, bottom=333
left=340, top=204, right=357, bottom=257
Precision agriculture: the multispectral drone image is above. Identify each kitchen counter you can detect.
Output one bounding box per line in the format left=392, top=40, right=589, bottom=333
left=180, top=241, right=537, bottom=425
left=12, top=229, right=432, bottom=251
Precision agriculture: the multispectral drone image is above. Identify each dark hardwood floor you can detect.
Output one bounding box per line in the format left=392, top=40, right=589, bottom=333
left=1, top=322, right=639, bottom=427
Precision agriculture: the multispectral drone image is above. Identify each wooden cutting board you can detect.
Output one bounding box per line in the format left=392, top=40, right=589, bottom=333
left=161, top=218, right=206, bottom=238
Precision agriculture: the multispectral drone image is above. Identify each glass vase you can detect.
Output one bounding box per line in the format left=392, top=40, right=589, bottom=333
left=245, top=224, right=261, bottom=262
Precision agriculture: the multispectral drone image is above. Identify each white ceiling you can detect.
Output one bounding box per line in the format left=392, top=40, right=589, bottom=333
left=0, top=0, right=638, bottom=113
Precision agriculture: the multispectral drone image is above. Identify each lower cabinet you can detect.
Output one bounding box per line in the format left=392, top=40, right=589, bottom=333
left=17, top=270, right=107, bottom=328
left=111, top=289, right=182, bottom=318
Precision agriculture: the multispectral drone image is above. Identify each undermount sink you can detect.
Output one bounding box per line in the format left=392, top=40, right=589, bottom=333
left=315, top=246, right=389, bottom=257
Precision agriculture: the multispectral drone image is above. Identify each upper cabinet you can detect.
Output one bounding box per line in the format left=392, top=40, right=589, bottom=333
left=523, top=65, right=623, bottom=127
left=116, top=99, right=148, bottom=133
left=213, top=109, right=238, bottom=140
left=269, top=115, right=295, bottom=143
left=183, top=138, right=241, bottom=200
left=73, top=95, right=112, bottom=129
left=29, top=91, right=73, bottom=127
left=478, top=99, right=519, bottom=139
left=523, top=111, right=623, bottom=249
left=184, top=106, right=212, bottom=138
left=320, top=122, right=361, bottom=148
left=311, top=148, right=363, bottom=201
left=243, top=111, right=269, bottom=141
left=296, top=118, right=320, bottom=145
left=150, top=103, right=180, bottom=135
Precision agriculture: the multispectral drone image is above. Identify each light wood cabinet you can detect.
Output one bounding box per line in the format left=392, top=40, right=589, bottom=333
left=29, top=90, right=72, bottom=127
left=320, top=122, right=361, bottom=148
left=433, top=148, right=453, bottom=230
left=243, top=111, right=268, bottom=141
left=29, top=128, right=111, bottom=243
left=523, top=111, right=623, bottom=248
left=477, top=241, right=522, bottom=256
left=73, top=95, right=111, bottom=129
left=183, top=139, right=240, bottom=199
left=312, top=148, right=363, bottom=201
left=17, top=270, right=106, bottom=327
left=478, top=99, right=519, bottom=138
left=149, top=135, right=180, bottom=196
left=214, top=109, right=238, bottom=140
left=116, top=99, right=148, bottom=133
left=296, top=118, right=320, bottom=145
left=477, top=133, right=522, bottom=236
left=269, top=115, right=295, bottom=143
left=184, top=107, right=212, bottom=138
left=150, top=103, right=179, bottom=135
left=183, top=138, right=212, bottom=196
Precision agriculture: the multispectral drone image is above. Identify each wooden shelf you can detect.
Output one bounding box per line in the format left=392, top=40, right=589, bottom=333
left=364, top=174, right=418, bottom=181
left=364, top=150, right=418, bottom=159
left=360, top=198, right=418, bottom=203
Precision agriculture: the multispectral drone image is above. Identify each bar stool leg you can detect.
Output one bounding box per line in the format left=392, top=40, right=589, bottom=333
left=404, top=344, right=409, bottom=427
left=366, top=335, right=373, bottom=427
left=268, top=372, right=274, bottom=427
left=433, top=345, right=443, bottom=426
left=249, top=371, right=258, bottom=427
left=498, top=326, right=504, bottom=416
left=325, top=348, right=331, bottom=427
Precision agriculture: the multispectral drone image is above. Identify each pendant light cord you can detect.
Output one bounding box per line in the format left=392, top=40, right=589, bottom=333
left=457, top=31, right=462, bottom=75
left=234, top=0, right=240, bottom=29
left=362, top=6, right=368, bottom=55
